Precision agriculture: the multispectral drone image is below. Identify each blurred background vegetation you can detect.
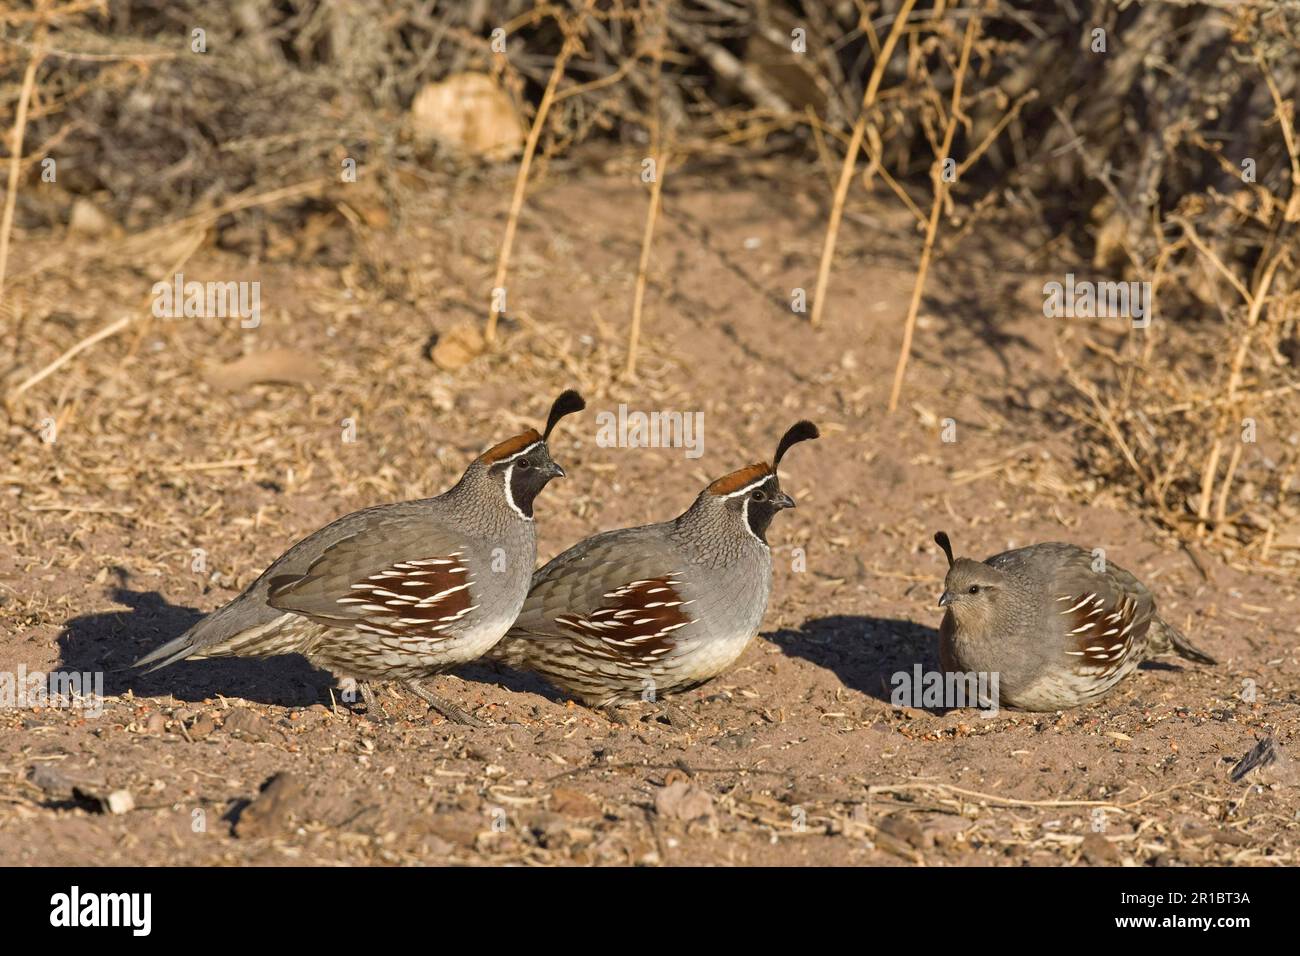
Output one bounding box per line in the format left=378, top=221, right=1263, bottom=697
left=2, top=0, right=1297, bottom=567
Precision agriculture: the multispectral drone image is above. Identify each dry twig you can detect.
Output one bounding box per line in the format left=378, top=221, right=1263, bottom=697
left=487, top=0, right=597, bottom=346
left=809, top=0, right=918, bottom=329
left=887, top=10, right=982, bottom=412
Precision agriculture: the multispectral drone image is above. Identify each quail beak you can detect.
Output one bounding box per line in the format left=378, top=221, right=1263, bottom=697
left=772, top=492, right=796, bottom=510
left=938, top=591, right=955, bottom=608
left=544, top=461, right=566, bottom=480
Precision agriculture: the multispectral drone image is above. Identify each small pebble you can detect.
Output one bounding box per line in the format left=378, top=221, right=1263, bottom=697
left=105, top=790, right=134, bottom=814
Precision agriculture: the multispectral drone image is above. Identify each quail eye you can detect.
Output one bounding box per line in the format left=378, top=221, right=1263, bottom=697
left=517, top=459, right=532, bottom=471
left=968, top=585, right=980, bottom=594
left=752, top=490, right=767, bottom=502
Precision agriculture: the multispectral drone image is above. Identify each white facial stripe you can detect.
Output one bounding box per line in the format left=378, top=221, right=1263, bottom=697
left=722, top=474, right=776, bottom=499
left=739, top=496, right=769, bottom=547
left=496, top=441, right=542, bottom=465
left=501, top=463, right=532, bottom=521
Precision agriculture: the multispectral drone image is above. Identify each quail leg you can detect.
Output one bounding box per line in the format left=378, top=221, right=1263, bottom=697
left=358, top=680, right=386, bottom=719
left=607, top=697, right=698, bottom=730
left=406, top=679, right=486, bottom=727
left=331, top=679, right=375, bottom=717
left=600, top=697, right=696, bottom=729
left=648, top=699, right=700, bottom=731
left=600, top=704, right=633, bottom=726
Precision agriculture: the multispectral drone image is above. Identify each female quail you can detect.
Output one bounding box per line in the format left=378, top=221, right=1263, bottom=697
left=490, top=421, right=818, bottom=707
left=933, top=531, right=1215, bottom=711
left=135, top=390, right=586, bottom=723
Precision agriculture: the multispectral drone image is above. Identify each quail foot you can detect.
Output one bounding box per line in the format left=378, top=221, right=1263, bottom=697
left=933, top=531, right=1215, bottom=711
left=135, top=390, right=586, bottom=725
left=490, top=421, right=819, bottom=710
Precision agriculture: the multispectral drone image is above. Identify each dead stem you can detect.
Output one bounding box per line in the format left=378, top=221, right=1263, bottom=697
left=0, top=11, right=47, bottom=312
left=886, top=10, right=981, bottom=412
left=486, top=0, right=597, bottom=347
left=808, top=0, right=918, bottom=329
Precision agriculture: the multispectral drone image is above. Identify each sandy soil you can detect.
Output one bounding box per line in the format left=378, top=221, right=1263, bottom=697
left=2, top=162, right=1297, bottom=865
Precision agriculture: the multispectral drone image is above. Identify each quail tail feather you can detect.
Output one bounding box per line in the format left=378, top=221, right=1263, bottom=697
left=134, top=598, right=286, bottom=672
left=134, top=620, right=208, bottom=672
left=1147, top=616, right=1216, bottom=666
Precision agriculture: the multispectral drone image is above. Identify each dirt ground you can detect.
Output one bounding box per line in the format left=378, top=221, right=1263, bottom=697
left=2, top=161, right=1297, bottom=866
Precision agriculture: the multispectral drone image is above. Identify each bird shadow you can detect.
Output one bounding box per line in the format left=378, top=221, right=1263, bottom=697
left=1137, top=660, right=1183, bottom=673
left=462, top=661, right=570, bottom=704
left=767, top=614, right=947, bottom=710
left=56, top=587, right=330, bottom=707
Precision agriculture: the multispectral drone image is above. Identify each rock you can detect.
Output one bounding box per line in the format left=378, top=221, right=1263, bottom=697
left=425, top=815, right=481, bottom=848
left=1080, top=831, right=1119, bottom=864
left=410, top=73, right=524, bottom=161
left=68, top=198, right=116, bottom=238
left=144, top=712, right=166, bottom=735
left=28, top=764, right=86, bottom=797
left=421, top=834, right=456, bottom=857
left=190, top=714, right=215, bottom=739
left=430, top=322, right=485, bottom=371
left=28, top=765, right=138, bottom=817
left=1211, top=828, right=1252, bottom=847
left=236, top=773, right=309, bottom=839
left=550, top=787, right=600, bottom=818
left=104, top=790, right=134, bottom=815
left=654, top=781, right=713, bottom=822
left=222, top=707, right=269, bottom=742
left=921, top=814, right=970, bottom=846
left=529, top=813, right=595, bottom=851
left=1025, top=385, right=1051, bottom=410
left=878, top=814, right=930, bottom=850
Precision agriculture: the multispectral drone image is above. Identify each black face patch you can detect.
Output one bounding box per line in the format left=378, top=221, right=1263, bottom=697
left=722, top=474, right=789, bottom=543
left=494, top=445, right=561, bottom=518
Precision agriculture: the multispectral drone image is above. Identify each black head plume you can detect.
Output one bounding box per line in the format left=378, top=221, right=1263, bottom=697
left=773, top=420, right=819, bottom=471
left=934, top=531, right=954, bottom=568
left=543, top=389, right=586, bottom=441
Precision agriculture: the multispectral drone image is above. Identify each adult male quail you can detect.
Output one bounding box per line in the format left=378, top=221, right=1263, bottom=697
left=490, top=420, right=819, bottom=708
left=933, top=531, right=1215, bottom=711
left=134, top=390, right=586, bottom=724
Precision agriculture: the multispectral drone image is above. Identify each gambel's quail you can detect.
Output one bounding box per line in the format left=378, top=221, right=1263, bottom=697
left=491, top=421, right=819, bottom=707
left=933, top=531, right=1215, bottom=711
left=135, top=390, right=586, bottom=724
